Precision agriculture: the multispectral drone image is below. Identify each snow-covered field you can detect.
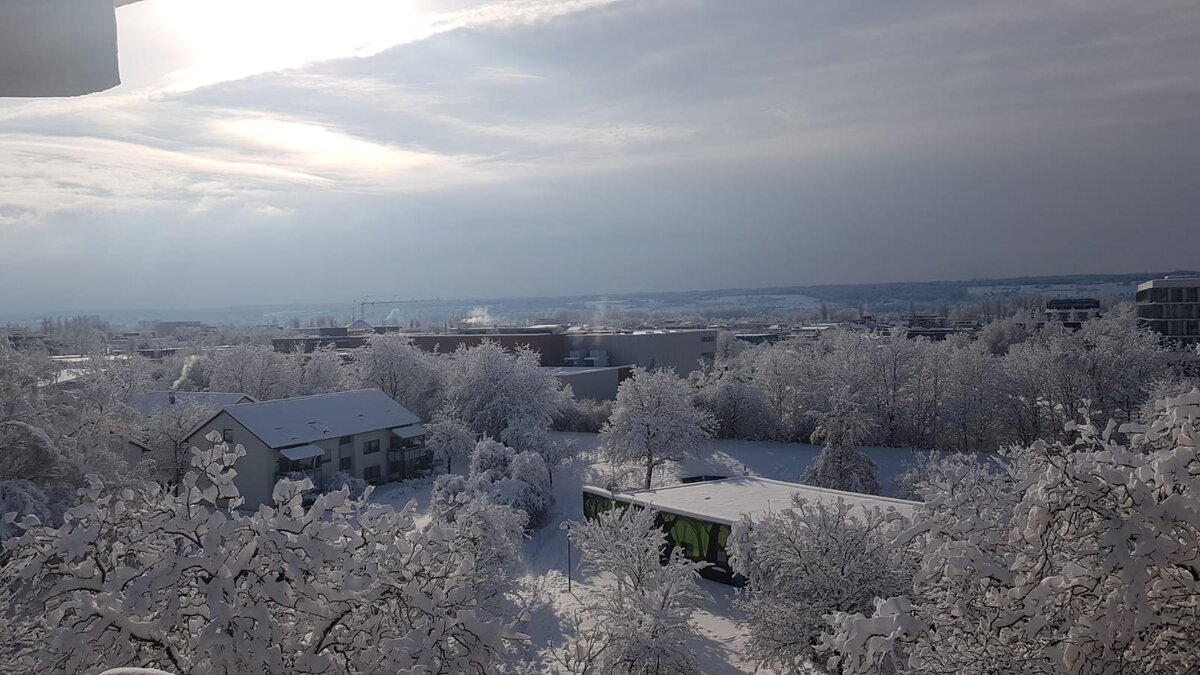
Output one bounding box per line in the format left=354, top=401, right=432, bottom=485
left=371, top=432, right=926, bottom=672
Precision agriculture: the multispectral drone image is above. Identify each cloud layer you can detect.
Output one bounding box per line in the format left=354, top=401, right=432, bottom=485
left=1, top=0, right=1198, bottom=311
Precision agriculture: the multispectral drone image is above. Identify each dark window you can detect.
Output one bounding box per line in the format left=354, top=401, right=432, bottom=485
left=363, top=465, right=381, bottom=481
left=700, top=335, right=715, bottom=343
left=339, top=435, right=352, bottom=446
left=364, top=439, right=381, bottom=454
left=339, top=456, right=351, bottom=471
left=222, top=429, right=233, bottom=442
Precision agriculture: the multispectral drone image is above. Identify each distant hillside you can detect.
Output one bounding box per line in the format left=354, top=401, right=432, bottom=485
left=6, top=272, right=1196, bottom=327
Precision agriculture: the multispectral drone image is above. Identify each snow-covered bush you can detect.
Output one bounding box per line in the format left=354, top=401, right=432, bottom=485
left=555, top=507, right=706, bottom=674
left=430, top=491, right=527, bottom=612
left=822, top=391, right=1200, bottom=675
left=0, top=431, right=526, bottom=674
left=470, top=438, right=515, bottom=478
left=321, top=470, right=367, bottom=500
left=728, top=496, right=915, bottom=671
left=430, top=473, right=471, bottom=520
left=552, top=398, right=612, bottom=433
left=444, top=439, right=554, bottom=529
left=601, top=368, right=714, bottom=489
left=506, top=450, right=551, bottom=526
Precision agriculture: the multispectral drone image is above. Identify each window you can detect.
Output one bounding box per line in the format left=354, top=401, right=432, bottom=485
left=363, top=465, right=381, bottom=481
left=364, top=439, right=381, bottom=454
left=222, top=429, right=233, bottom=442
left=339, top=435, right=352, bottom=446
left=339, top=456, right=351, bottom=471
left=700, top=335, right=715, bottom=343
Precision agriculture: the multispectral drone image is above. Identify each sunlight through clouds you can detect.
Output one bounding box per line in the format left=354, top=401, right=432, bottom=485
left=142, top=0, right=441, bottom=91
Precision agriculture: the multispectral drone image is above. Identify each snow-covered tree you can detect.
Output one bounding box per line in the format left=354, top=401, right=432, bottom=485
left=205, top=344, right=298, bottom=400
left=822, top=391, right=1200, bottom=675
left=728, top=496, right=915, bottom=672
left=292, top=345, right=346, bottom=396
left=802, top=392, right=881, bottom=495
left=350, top=333, right=442, bottom=417
left=140, top=400, right=216, bottom=486
left=601, top=368, right=714, bottom=489
left=0, top=479, right=53, bottom=540
left=555, top=506, right=706, bottom=674
left=940, top=338, right=1002, bottom=451
left=0, top=432, right=526, bottom=674
left=426, top=405, right=476, bottom=474
left=691, top=360, right=771, bottom=440
left=443, top=341, right=567, bottom=448
left=0, top=418, right=62, bottom=485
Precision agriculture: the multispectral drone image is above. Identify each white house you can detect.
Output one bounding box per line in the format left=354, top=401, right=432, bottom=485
left=184, top=389, right=428, bottom=509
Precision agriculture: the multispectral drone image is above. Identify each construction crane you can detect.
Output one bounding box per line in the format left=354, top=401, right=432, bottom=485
left=353, top=296, right=438, bottom=322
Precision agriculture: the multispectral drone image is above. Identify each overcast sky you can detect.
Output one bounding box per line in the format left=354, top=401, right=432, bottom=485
left=1, top=0, right=1198, bottom=312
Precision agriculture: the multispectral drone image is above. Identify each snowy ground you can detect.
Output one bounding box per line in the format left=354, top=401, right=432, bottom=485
left=370, top=433, right=927, bottom=672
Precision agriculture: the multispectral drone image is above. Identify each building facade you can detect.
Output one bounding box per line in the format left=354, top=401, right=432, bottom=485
left=185, top=389, right=428, bottom=509
left=274, top=326, right=719, bottom=375
left=1136, top=278, right=1200, bottom=347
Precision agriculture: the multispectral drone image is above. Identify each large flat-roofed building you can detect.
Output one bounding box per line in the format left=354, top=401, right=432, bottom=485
left=273, top=326, right=718, bottom=375
left=583, top=477, right=917, bottom=584
left=563, top=329, right=718, bottom=374
left=1136, top=277, right=1200, bottom=346
left=542, top=366, right=632, bottom=401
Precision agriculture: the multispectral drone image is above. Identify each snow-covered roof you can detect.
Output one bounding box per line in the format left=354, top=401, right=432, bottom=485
left=392, top=424, right=427, bottom=439
left=543, top=366, right=626, bottom=376
left=132, top=391, right=254, bottom=417
left=584, top=477, right=918, bottom=526
left=222, top=389, right=420, bottom=449
left=280, top=444, right=324, bottom=461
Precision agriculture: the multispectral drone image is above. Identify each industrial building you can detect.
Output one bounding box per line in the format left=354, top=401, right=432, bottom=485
left=582, top=477, right=917, bottom=584
left=1137, top=277, right=1200, bottom=346
left=543, top=366, right=632, bottom=401
left=273, top=323, right=718, bottom=375
left=561, top=329, right=718, bottom=373
left=1043, top=298, right=1102, bottom=327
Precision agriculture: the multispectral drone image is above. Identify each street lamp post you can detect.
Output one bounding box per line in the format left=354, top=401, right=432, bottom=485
left=559, top=521, right=572, bottom=594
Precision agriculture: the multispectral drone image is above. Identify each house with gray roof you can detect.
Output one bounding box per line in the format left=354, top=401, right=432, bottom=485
left=131, top=390, right=255, bottom=418
left=184, top=389, right=428, bottom=509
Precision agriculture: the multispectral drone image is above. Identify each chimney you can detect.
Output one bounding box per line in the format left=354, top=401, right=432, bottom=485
left=168, top=391, right=176, bottom=405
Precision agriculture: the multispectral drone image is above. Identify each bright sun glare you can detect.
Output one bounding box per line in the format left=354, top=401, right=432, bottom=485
left=142, top=0, right=440, bottom=91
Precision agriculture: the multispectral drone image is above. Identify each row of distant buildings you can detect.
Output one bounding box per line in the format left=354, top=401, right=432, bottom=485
left=723, top=276, right=1200, bottom=350
left=271, top=324, right=720, bottom=400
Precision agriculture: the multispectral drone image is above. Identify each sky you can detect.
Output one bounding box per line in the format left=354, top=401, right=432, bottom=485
left=1, top=0, right=1198, bottom=312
